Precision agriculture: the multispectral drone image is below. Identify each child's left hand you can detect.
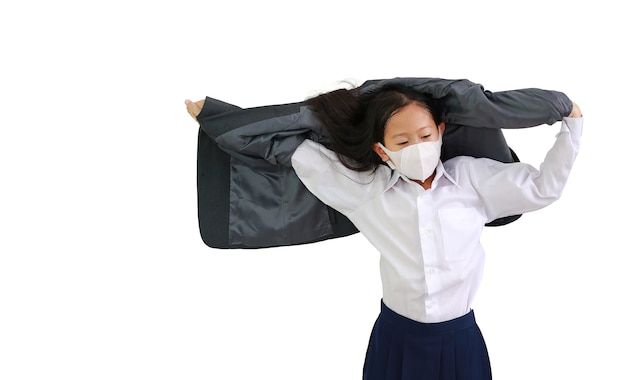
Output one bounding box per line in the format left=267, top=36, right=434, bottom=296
left=568, top=102, right=582, bottom=118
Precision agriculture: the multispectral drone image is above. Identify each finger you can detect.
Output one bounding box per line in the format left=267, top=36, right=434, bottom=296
left=195, top=99, right=205, bottom=110
left=186, top=100, right=202, bottom=118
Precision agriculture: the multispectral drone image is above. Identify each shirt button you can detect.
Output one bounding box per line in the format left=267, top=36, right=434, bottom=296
left=425, top=301, right=433, bottom=309
left=427, top=268, right=436, bottom=275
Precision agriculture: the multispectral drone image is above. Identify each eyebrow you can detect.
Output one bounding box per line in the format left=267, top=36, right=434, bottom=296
left=390, top=126, right=433, bottom=139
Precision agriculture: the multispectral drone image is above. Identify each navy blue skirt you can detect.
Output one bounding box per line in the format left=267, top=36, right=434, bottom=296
left=363, top=301, right=492, bottom=380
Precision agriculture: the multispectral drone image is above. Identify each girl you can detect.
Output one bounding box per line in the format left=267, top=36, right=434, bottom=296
left=186, top=82, right=583, bottom=380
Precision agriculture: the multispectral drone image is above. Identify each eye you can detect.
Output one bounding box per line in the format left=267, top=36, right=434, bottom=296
left=397, top=141, right=409, bottom=146
left=422, top=134, right=431, bottom=139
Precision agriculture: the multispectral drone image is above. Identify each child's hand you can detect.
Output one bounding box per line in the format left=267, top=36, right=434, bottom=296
left=568, top=102, right=582, bottom=118
left=185, top=99, right=205, bottom=121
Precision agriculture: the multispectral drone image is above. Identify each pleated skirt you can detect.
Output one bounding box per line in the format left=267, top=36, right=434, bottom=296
left=363, top=301, right=492, bottom=380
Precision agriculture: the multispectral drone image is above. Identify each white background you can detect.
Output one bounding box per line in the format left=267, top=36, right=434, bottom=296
left=1, top=1, right=624, bottom=379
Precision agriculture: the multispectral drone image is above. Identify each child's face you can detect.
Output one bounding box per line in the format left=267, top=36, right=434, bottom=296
left=373, top=102, right=445, bottom=162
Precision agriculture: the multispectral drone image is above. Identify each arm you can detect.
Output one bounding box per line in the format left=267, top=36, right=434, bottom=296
left=360, top=78, right=574, bottom=129
left=463, top=113, right=583, bottom=221
left=189, top=97, right=321, bottom=167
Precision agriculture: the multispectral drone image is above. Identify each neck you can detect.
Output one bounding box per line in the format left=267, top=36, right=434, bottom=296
left=414, top=171, right=436, bottom=190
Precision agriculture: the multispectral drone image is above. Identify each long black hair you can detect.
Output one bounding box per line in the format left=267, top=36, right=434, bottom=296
left=306, top=84, right=443, bottom=172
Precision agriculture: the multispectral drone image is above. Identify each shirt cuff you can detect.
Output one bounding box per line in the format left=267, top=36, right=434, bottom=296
left=560, top=116, right=584, bottom=142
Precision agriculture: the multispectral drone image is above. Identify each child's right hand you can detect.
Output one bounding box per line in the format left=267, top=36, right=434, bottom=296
left=185, top=99, right=205, bottom=121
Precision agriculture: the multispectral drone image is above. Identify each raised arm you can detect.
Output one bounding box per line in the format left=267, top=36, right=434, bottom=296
left=461, top=109, right=584, bottom=222
left=359, top=78, right=574, bottom=129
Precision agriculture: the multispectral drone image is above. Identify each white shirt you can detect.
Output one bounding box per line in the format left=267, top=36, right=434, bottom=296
left=291, top=117, right=583, bottom=323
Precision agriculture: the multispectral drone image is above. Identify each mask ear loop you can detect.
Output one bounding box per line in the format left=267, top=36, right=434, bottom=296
left=377, top=143, right=398, bottom=170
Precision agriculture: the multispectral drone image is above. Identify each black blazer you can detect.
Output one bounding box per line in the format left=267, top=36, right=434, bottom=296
left=196, top=78, right=572, bottom=249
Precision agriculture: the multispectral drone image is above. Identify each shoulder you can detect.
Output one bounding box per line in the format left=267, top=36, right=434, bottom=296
left=292, top=139, right=332, bottom=164
left=293, top=140, right=393, bottom=184
left=292, top=140, right=340, bottom=177
left=292, top=140, right=397, bottom=213
left=443, top=155, right=508, bottom=182
left=443, top=155, right=481, bottom=175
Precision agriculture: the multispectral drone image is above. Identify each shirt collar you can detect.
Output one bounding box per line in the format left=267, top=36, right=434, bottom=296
left=390, top=160, right=460, bottom=189
left=432, top=160, right=460, bottom=189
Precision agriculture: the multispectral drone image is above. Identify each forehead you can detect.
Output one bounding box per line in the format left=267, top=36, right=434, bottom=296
left=385, top=103, right=436, bottom=136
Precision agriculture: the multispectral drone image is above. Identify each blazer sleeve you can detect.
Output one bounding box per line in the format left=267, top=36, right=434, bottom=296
left=197, top=100, right=326, bottom=167
left=359, top=77, right=573, bottom=128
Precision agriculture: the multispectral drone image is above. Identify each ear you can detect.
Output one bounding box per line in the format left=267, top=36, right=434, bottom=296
left=438, top=122, right=446, bottom=137
left=372, top=142, right=390, bottom=162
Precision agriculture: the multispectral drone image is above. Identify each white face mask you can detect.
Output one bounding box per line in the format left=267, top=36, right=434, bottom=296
left=378, top=134, right=442, bottom=181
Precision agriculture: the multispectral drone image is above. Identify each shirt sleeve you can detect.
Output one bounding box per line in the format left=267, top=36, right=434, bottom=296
left=291, top=140, right=391, bottom=215
left=463, top=117, right=583, bottom=221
